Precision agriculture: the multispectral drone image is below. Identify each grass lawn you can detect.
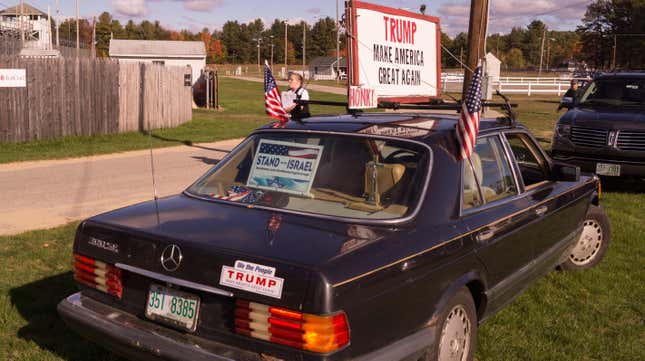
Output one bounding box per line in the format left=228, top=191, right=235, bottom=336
left=0, top=77, right=347, bottom=164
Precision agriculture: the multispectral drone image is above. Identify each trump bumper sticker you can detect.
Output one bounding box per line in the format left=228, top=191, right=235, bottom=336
left=220, top=260, right=284, bottom=299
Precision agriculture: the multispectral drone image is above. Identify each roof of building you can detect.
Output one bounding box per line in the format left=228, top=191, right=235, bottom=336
left=0, top=4, right=46, bottom=16
left=309, top=56, right=347, bottom=68
left=109, top=40, right=206, bottom=58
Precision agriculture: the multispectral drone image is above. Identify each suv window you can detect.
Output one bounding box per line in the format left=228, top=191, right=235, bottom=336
left=462, top=135, right=518, bottom=209
left=505, top=133, right=549, bottom=187
left=579, top=78, right=645, bottom=107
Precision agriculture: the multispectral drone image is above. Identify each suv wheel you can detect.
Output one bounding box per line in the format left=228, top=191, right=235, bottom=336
left=561, top=205, right=610, bottom=270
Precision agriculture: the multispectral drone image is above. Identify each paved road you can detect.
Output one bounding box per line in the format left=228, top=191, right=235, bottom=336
left=0, top=139, right=241, bottom=236
left=227, top=76, right=347, bottom=95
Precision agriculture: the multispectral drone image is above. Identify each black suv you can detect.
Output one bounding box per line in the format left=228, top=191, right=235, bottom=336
left=551, top=72, right=645, bottom=178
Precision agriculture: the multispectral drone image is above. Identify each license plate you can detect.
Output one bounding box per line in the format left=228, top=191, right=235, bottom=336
left=145, top=284, right=200, bottom=332
left=596, top=163, right=621, bottom=176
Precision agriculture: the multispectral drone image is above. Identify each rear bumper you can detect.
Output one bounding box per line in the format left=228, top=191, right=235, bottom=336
left=58, top=292, right=433, bottom=361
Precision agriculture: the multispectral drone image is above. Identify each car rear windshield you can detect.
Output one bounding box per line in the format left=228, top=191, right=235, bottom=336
left=186, top=132, right=430, bottom=220
left=579, top=78, right=645, bottom=107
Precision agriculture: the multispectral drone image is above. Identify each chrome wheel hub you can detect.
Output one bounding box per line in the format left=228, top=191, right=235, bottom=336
left=570, top=219, right=603, bottom=265
left=438, top=305, right=471, bottom=361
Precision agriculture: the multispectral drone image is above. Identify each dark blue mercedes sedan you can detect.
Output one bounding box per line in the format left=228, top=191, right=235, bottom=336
left=58, top=111, right=609, bottom=361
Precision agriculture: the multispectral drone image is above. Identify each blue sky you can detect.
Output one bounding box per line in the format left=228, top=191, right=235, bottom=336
left=4, top=0, right=590, bottom=36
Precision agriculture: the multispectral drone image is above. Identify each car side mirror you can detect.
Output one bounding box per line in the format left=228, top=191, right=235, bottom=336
left=552, top=161, right=580, bottom=182
left=559, top=97, right=574, bottom=109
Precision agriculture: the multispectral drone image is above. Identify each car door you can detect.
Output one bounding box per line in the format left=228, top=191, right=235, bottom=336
left=460, top=134, right=535, bottom=314
left=502, top=131, right=590, bottom=277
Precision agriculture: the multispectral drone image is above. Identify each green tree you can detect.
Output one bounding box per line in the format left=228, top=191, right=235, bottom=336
left=504, top=48, right=526, bottom=69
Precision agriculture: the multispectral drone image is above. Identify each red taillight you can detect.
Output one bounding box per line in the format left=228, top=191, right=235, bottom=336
left=234, top=299, right=350, bottom=353
left=72, top=253, right=123, bottom=298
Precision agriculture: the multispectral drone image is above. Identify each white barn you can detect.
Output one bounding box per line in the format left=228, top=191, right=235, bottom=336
left=109, top=40, right=206, bottom=85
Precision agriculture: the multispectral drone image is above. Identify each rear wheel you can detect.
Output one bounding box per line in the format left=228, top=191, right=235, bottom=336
left=561, top=205, right=610, bottom=270
left=421, top=287, right=477, bottom=361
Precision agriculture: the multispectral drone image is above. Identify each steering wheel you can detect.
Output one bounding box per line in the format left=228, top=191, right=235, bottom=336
left=383, top=149, right=417, bottom=163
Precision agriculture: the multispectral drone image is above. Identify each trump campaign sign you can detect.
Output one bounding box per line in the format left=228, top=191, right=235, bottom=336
left=348, top=1, right=441, bottom=107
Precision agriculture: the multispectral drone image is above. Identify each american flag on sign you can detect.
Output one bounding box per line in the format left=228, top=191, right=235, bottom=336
left=259, top=142, right=319, bottom=159
left=456, top=65, right=483, bottom=160
left=264, top=62, right=289, bottom=123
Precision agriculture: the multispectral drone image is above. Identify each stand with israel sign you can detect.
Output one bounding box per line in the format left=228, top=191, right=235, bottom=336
left=346, top=1, right=441, bottom=108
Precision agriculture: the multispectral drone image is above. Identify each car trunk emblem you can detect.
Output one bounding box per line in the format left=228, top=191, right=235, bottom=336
left=160, top=244, right=183, bottom=272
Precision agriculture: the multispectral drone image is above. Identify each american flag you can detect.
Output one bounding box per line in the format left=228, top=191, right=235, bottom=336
left=210, top=186, right=263, bottom=203
left=264, top=63, right=289, bottom=122
left=456, top=65, right=483, bottom=160
left=259, top=143, right=319, bottom=159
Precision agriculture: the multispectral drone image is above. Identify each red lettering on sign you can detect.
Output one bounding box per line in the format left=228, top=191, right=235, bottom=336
left=227, top=270, right=235, bottom=278
left=236, top=272, right=244, bottom=281
left=384, top=17, right=417, bottom=45
left=256, top=277, right=267, bottom=286
left=268, top=280, right=277, bottom=288
left=246, top=274, right=254, bottom=283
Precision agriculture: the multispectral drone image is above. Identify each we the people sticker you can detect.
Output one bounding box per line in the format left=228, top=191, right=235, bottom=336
left=247, top=139, right=323, bottom=196
left=219, top=260, right=284, bottom=299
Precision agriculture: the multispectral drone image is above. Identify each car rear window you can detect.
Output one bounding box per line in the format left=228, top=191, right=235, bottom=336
left=186, top=132, right=430, bottom=220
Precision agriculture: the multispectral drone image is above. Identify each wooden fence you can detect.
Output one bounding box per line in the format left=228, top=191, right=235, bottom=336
left=0, top=57, right=192, bottom=143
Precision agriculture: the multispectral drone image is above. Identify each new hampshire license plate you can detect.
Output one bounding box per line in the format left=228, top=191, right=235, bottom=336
left=145, top=284, right=200, bottom=332
left=596, top=163, right=621, bottom=176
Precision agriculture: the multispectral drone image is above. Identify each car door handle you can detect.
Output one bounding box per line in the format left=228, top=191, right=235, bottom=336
left=476, top=230, right=495, bottom=244
left=535, top=206, right=548, bottom=216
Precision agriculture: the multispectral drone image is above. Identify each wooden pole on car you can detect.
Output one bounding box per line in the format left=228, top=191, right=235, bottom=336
left=462, top=0, right=489, bottom=97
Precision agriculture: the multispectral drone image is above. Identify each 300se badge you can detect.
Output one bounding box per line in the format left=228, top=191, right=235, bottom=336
left=219, top=260, right=284, bottom=299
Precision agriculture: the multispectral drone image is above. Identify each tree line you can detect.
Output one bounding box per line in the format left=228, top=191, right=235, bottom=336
left=54, top=0, right=642, bottom=70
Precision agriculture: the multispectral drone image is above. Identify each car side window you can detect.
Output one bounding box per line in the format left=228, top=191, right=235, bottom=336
left=505, top=133, right=549, bottom=188
left=471, top=136, right=518, bottom=204
left=463, top=159, right=483, bottom=210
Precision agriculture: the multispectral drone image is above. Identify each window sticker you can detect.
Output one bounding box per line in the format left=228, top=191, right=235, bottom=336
left=247, top=139, right=324, bottom=196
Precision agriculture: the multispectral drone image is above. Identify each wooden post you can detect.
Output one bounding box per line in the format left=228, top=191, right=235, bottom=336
left=336, top=0, right=340, bottom=84
left=92, top=16, right=96, bottom=58
left=462, top=0, right=489, bottom=96
left=539, top=27, right=546, bottom=75
left=611, top=34, right=617, bottom=69
left=56, top=0, right=60, bottom=47
left=20, top=0, right=24, bottom=47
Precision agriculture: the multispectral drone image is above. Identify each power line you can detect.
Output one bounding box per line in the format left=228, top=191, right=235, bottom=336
left=489, top=0, right=591, bottom=21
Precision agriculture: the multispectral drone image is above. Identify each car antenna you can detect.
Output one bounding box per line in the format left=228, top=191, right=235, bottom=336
left=147, top=119, right=161, bottom=227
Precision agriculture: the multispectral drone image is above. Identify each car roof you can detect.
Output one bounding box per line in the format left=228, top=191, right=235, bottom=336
left=596, top=71, right=645, bottom=79
left=258, top=112, right=518, bottom=141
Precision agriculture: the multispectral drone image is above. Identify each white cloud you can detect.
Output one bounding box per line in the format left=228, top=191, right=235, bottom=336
left=170, top=0, right=224, bottom=11
left=438, top=0, right=589, bottom=36
left=112, top=0, right=148, bottom=17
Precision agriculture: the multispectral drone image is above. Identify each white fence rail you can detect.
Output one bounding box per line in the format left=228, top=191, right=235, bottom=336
left=440, top=72, right=580, bottom=96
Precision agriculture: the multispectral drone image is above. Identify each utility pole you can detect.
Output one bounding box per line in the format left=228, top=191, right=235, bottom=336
left=302, top=22, right=306, bottom=75
left=270, top=35, right=274, bottom=68
left=55, top=0, right=60, bottom=47
left=91, top=16, right=96, bottom=58
left=256, top=38, right=261, bottom=74
left=20, top=0, right=24, bottom=47
left=462, top=0, right=489, bottom=95
left=611, top=34, right=617, bottom=69
left=284, top=21, right=288, bottom=75
left=48, top=5, right=51, bottom=49
left=538, top=27, right=546, bottom=75
left=336, top=0, right=340, bottom=84
left=75, top=0, right=79, bottom=58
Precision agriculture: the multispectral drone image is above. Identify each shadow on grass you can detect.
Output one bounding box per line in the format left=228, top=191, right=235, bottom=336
left=10, top=272, right=125, bottom=361
left=600, top=177, right=645, bottom=193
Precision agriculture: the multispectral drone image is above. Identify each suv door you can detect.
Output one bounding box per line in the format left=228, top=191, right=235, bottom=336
left=460, top=134, right=534, bottom=314
left=502, top=131, right=590, bottom=277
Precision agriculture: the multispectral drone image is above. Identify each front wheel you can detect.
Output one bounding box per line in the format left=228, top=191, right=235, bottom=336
left=422, top=287, right=477, bottom=361
left=561, top=205, right=610, bottom=270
